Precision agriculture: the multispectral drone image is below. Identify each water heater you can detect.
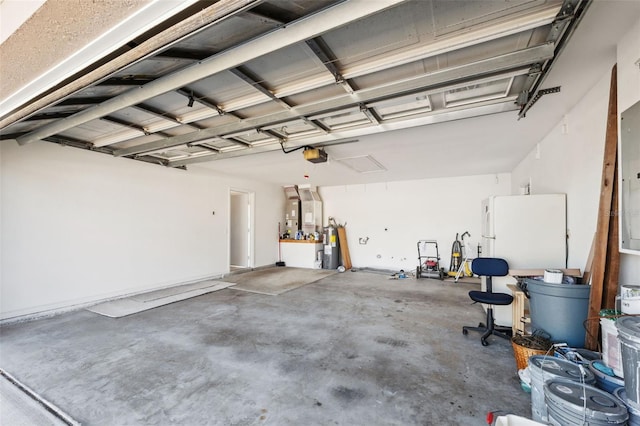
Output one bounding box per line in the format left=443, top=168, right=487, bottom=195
left=322, top=226, right=340, bottom=269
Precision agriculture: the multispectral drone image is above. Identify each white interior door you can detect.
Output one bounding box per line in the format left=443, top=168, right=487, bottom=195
left=230, top=190, right=251, bottom=268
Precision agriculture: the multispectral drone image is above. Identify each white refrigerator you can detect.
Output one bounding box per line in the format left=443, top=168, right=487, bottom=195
left=480, top=194, right=567, bottom=326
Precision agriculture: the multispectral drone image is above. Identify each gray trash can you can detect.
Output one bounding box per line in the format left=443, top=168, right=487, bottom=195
left=525, top=278, right=591, bottom=347
left=616, top=317, right=640, bottom=408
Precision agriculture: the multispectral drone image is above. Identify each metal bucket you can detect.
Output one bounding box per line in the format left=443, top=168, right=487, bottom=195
left=616, top=317, right=640, bottom=407
left=588, top=360, right=625, bottom=393
left=621, top=285, right=640, bottom=315
left=544, top=379, right=628, bottom=425
left=614, top=387, right=640, bottom=426
left=528, top=355, right=595, bottom=423
left=600, top=309, right=624, bottom=378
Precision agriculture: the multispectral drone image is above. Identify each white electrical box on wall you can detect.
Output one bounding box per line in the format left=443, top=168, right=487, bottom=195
left=619, top=99, right=640, bottom=254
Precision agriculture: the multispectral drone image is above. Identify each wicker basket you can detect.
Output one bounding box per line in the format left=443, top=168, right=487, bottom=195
left=511, top=337, right=553, bottom=371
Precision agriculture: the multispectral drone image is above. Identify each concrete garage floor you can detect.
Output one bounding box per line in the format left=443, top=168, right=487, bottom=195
left=0, top=269, right=531, bottom=425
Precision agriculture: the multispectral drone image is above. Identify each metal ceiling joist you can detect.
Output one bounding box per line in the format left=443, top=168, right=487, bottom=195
left=134, top=103, right=205, bottom=130
left=173, top=90, right=251, bottom=149
left=302, top=118, right=330, bottom=134
left=305, top=39, right=340, bottom=82
left=517, top=0, right=579, bottom=109
left=44, top=135, right=98, bottom=150
left=94, top=115, right=173, bottom=148
left=243, top=8, right=297, bottom=25
left=24, top=112, right=75, bottom=122
left=100, top=116, right=149, bottom=135
left=187, top=142, right=219, bottom=153
left=516, top=63, right=543, bottom=105
left=114, top=43, right=553, bottom=158
left=260, top=128, right=286, bottom=142
left=202, top=14, right=541, bottom=108
left=24, top=96, right=108, bottom=121
left=43, top=135, right=119, bottom=158
left=229, top=68, right=292, bottom=110
left=57, top=97, right=111, bottom=106
left=176, top=88, right=226, bottom=116
left=360, top=104, right=381, bottom=125
left=99, top=77, right=156, bottom=86
left=274, top=4, right=562, bottom=99
left=169, top=98, right=519, bottom=167
left=1, top=0, right=263, bottom=128
left=13, top=0, right=407, bottom=146
left=241, top=10, right=355, bottom=94
left=131, top=153, right=179, bottom=168
left=156, top=48, right=211, bottom=61
left=41, top=134, right=175, bottom=169
left=161, top=52, right=287, bottom=118
left=518, top=0, right=590, bottom=117
left=225, top=137, right=253, bottom=147
left=305, top=38, right=355, bottom=94
left=215, top=21, right=334, bottom=136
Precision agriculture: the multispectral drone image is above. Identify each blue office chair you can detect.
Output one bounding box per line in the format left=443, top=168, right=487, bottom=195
left=462, top=257, right=513, bottom=346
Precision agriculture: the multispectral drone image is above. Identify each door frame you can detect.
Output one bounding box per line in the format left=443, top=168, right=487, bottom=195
left=229, top=188, right=255, bottom=270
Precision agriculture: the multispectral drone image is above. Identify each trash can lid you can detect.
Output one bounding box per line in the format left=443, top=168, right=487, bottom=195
left=615, top=316, right=640, bottom=339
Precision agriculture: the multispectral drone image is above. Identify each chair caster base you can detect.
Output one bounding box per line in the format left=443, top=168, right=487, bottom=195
left=462, top=313, right=511, bottom=346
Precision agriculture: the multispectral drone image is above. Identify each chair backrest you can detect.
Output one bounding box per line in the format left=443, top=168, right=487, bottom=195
left=471, top=257, right=509, bottom=277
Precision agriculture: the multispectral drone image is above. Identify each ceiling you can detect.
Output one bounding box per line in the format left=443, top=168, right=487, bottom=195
left=1, top=0, right=639, bottom=187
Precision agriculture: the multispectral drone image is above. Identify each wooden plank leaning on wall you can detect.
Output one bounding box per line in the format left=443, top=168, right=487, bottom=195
left=584, top=64, right=620, bottom=351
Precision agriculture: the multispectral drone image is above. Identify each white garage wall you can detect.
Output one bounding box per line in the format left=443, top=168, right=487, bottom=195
left=511, top=17, right=640, bottom=282
left=0, top=141, right=283, bottom=320
left=510, top=70, right=609, bottom=271
left=319, top=173, right=511, bottom=273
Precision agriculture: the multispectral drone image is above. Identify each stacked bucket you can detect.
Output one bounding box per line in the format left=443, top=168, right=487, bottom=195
left=527, top=353, right=629, bottom=425
left=600, top=309, right=625, bottom=378
left=615, top=317, right=640, bottom=425
left=525, top=317, right=640, bottom=425
left=528, top=355, right=595, bottom=422
left=544, top=378, right=629, bottom=425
